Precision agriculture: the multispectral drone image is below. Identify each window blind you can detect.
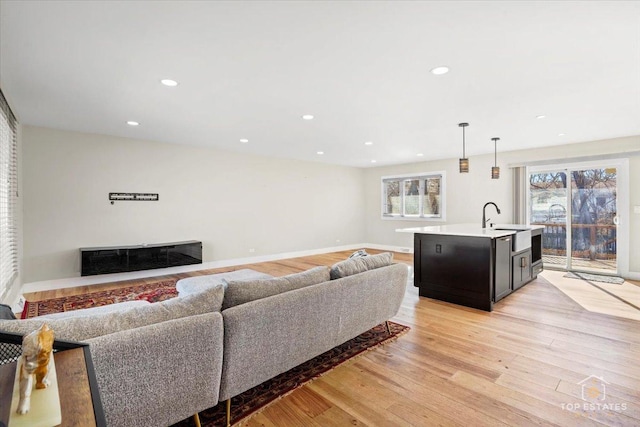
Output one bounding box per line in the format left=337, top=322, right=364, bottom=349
left=0, top=88, right=18, bottom=302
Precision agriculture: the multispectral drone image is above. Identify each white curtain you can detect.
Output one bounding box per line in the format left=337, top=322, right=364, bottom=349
left=512, top=166, right=527, bottom=224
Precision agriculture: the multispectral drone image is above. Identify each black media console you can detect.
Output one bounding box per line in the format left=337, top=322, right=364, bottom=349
left=80, top=240, right=202, bottom=276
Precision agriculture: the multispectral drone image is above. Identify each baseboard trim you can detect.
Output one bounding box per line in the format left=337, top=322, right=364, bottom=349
left=21, top=243, right=413, bottom=294
left=625, top=271, right=640, bottom=281
left=362, top=243, right=414, bottom=254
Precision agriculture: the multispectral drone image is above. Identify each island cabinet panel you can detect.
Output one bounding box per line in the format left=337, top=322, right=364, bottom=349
left=494, top=236, right=513, bottom=302
left=512, top=249, right=533, bottom=290
left=414, top=234, right=494, bottom=311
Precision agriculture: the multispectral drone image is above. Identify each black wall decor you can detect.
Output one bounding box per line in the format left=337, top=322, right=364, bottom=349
left=109, top=192, right=159, bottom=201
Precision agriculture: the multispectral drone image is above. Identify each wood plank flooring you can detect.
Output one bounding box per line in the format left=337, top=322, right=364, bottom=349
left=23, top=250, right=640, bottom=426
left=540, top=269, right=640, bottom=321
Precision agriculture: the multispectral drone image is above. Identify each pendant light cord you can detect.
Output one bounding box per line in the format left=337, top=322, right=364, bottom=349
left=462, top=126, right=466, bottom=158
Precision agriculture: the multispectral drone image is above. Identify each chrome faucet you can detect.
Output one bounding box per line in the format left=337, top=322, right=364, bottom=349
left=482, top=202, right=501, bottom=228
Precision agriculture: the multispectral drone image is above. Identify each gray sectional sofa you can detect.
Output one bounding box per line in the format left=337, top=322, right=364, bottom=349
left=0, top=253, right=408, bottom=427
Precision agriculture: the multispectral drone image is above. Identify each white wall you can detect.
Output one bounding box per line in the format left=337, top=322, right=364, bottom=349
left=19, top=127, right=640, bottom=283
left=363, top=136, right=640, bottom=276
left=22, top=126, right=366, bottom=282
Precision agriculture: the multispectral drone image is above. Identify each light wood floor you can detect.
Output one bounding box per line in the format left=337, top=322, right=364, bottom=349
left=541, top=270, right=640, bottom=322
left=25, top=250, right=640, bottom=426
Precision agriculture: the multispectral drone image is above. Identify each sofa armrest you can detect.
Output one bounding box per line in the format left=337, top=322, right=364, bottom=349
left=86, top=311, right=223, bottom=427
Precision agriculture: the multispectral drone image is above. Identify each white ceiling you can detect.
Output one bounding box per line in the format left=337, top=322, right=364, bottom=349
left=1, top=1, right=639, bottom=168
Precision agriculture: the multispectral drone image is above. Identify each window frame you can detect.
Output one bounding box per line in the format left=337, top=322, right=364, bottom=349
left=381, top=171, right=446, bottom=221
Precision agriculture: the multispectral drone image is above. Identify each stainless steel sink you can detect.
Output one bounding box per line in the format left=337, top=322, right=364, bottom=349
left=493, top=226, right=532, bottom=252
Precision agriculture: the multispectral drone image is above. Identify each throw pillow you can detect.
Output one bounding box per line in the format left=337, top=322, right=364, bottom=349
left=222, top=266, right=330, bottom=310
left=0, top=283, right=224, bottom=342
left=330, top=252, right=393, bottom=279
left=349, top=249, right=369, bottom=258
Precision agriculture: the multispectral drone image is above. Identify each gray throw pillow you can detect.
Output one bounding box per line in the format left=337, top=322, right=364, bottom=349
left=330, top=252, right=394, bottom=279
left=222, top=266, right=330, bottom=310
left=0, top=283, right=224, bottom=342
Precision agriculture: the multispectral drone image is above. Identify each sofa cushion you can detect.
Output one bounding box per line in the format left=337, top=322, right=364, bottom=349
left=176, top=269, right=273, bottom=297
left=222, top=266, right=330, bottom=310
left=330, top=252, right=394, bottom=279
left=0, top=284, right=224, bottom=341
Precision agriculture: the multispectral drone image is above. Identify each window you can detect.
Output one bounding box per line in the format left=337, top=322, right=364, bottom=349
left=382, top=172, right=445, bottom=220
left=0, top=89, right=18, bottom=302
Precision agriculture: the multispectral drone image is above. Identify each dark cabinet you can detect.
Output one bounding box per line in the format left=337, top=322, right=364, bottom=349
left=80, top=240, right=202, bottom=276
left=413, top=227, right=543, bottom=312
left=512, top=249, right=532, bottom=290
left=414, top=234, right=494, bottom=311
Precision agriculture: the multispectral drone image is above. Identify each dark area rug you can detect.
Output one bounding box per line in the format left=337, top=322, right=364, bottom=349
left=22, top=279, right=178, bottom=318
left=564, top=271, right=624, bottom=285
left=172, top=321, right=410, bottom=427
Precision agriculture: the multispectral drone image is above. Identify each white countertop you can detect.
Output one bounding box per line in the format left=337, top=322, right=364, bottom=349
left=396, top=223, right=544, bottom=238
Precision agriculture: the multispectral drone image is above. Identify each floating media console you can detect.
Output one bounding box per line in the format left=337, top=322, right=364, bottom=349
left=80, top=240, right=202, bottom=276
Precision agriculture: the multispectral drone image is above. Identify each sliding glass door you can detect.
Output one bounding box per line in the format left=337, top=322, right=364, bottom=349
left=528, top=161, right=624, bottom=275
left=530, top=171, right=569, bottom=270
left=569, top=168, right=618, bottom=273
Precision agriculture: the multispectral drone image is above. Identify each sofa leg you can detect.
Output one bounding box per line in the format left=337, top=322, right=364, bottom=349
left=226, top=399, right=231, bottom=427
left=385, top=320, right=392, bottom=335
left=193, top=413, right=202, bottom=427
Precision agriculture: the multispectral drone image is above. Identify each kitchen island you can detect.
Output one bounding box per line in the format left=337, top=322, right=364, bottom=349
left=397, top=224, right=543, bottom=311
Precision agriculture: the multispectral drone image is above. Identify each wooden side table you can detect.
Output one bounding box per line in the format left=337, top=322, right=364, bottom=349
left=0, top=332, right=106, bottom=427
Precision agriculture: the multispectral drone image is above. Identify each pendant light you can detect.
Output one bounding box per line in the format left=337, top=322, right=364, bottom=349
left=491, top=137, right=500, bottom=179
left=458, top=122, right=469, bottom=173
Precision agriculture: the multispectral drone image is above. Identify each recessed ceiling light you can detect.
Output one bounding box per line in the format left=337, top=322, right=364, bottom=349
left=160, top=79, right=178, bottom=87
left=302, top=114, right=314, bottom=120
left=417, top=153, right=424, bottom=157
left=430, top=66, right=449, bottom=75
left=371, top=160, right=377, bottom=163
left=126, top=121, right=139, bottom=126
left=317, top=151, right=324, bottom=155
left=558, top=133, right=565, bottom=136
left=364, top=141, right=373, bottom=146
left=536, top=115, right=546, bottom=119
left=239, top=138, right=249, bottom=143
